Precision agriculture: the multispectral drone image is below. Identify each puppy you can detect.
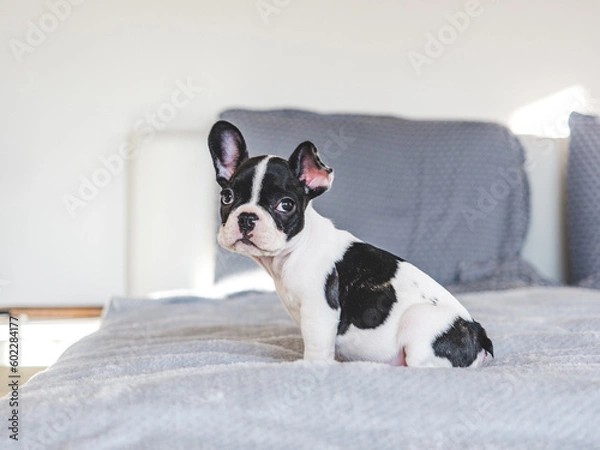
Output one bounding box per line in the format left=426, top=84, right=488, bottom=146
left=208, top=120, right=493, bottom=367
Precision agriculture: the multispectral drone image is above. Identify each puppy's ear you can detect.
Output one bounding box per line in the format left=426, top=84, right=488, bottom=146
left=208, top=121, right=249, bottom=187
left=289, top=141, right=334, bottom=199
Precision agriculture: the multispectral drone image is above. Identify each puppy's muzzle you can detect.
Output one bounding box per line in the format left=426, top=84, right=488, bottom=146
left=238, top=212, right=258, bottom=234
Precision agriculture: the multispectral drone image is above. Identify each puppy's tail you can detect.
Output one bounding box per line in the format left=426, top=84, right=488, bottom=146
left=476, top=321, right=494, bottom=358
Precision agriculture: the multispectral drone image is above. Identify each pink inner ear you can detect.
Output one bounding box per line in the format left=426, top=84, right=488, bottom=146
left=299, top=158, right=333, bottom=191
left=217, top=134, right=241, bottom=180
left=217, top=155, right=236, bottom=180
left=300, top=171, right=332, bottom=190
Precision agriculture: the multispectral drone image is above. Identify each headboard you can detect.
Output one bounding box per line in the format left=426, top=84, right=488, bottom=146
left=126, top=125, right=569, bottom=297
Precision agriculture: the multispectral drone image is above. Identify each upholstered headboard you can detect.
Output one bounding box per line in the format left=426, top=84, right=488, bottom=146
left=126, top=115, right=569, bottom=297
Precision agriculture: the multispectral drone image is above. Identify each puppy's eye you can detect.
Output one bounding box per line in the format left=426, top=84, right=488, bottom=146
left=276, top=198, right=295, bottom=213
left=221, top=189, right=234, bottom=205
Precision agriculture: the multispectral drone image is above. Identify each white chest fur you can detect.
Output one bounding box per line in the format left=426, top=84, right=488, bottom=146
left=258, top=206, right=355, bottom=325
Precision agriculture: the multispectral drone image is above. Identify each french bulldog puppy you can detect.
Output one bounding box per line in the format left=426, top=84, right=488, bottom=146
left=208, top=120, right=493, bottom=367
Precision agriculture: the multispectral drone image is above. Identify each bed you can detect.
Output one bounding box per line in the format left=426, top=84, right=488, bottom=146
left=7, top=287, right=600, bottom=449
left=4, top=109, right=600, bottom=449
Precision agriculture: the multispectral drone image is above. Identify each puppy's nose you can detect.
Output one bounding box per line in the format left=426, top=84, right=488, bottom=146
left=238, top=212, right=258, bottom=233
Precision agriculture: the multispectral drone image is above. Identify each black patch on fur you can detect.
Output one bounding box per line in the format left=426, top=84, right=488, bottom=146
left=258, top=158, right=308, bottom=240
left=433, top=318, right=494, bottom=367
left=334, top=242, right=404, bottom=335
left=325, top=267, right=340, bottom=310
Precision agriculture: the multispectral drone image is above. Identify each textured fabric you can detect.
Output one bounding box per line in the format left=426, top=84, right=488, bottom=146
left=567, top=112, right=600, bottom=287
left=448, top=257, right=559, bottom=294
left=215, top=109, right=533, bottom=288
left=579, top=273, right=600, bottom=289
left=4, top=287, right=600, bottom=449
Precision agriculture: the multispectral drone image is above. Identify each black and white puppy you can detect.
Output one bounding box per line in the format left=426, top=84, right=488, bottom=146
left=208, top=121, right=493, bottom=368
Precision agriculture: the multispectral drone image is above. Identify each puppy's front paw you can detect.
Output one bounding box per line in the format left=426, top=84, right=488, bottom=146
left=302, top=357, right=339, bottom=366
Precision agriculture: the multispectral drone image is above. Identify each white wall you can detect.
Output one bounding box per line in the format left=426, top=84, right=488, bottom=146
left=1, top=0, right=599, bottom=306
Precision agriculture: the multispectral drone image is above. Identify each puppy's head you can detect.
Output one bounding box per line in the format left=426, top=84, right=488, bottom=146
left=208, top=120, right=334, bottom=258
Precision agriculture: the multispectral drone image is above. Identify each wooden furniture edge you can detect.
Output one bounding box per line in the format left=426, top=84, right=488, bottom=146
left=0, top=307, right=103, bottom=319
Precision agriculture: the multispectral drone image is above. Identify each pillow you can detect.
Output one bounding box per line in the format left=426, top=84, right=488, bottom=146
left=448, top=257, right=557, bottom=294
left=214, top=109, right=534, bottom=289
left=567, top=112, right=600, bottom=288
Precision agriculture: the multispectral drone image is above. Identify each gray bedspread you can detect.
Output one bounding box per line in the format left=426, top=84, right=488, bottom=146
left=4, top=287, right=600, bottom=449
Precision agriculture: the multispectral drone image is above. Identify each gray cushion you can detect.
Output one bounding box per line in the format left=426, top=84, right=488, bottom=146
left=567, top=112, right=600, bottom=288
left=214, top=109, right=534, bottom=288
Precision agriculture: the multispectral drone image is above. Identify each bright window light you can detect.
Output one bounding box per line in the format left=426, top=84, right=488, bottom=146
left=509, top=85, right=593, bottom=138
left=0, top=318, right=100, bottom=367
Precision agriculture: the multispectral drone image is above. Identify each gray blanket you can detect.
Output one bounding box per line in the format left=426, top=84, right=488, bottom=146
left=4, top=287, right=600, bottom=449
